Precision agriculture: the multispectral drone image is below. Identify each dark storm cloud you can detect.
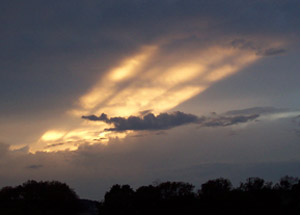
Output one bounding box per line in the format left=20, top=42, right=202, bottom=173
left=82, top=111, right=260, bottom=131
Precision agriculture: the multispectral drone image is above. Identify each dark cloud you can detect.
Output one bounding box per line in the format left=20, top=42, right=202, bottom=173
left=26, top=164, right=43, bottom=169
left=230, top=39, right=286, bottom=57
left=225, top=106, right=286, bottom=116
left=12, top=145, right=29, bottom=153
left=139, top=110, right=153, bottom=116
left=44, top=143, right=64, bottom=149
left=82, top=111, right=260, bottom=131
left=82, top=111, right=199, bottom=131
left=257, top=48, right=286, bottom=56
left=202, top=114, right=259, bottom=127
left=83, top=106, right=300, bottom=132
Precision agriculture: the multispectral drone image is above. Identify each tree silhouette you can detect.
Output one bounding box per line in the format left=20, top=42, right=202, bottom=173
left=135, top=185, right=160, bottom=214
left=200, top=178, right=232, bottom=196
left=100, top=184, right=135, bottom=215
left=3, top=176, right=300, bottom=215
left=156, top=181, right=195, bottom=200
left=275, top=175, right=299, bottom=190
left=0, top=180, right=79, bottom=215
left=239, top=177, right=273, bottom=192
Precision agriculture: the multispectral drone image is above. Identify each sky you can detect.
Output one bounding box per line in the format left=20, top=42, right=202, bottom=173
left=1, top=0, right=300, bottom=200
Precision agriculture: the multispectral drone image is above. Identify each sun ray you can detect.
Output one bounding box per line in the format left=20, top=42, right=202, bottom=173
left=34, top=43, right=260, bottom=152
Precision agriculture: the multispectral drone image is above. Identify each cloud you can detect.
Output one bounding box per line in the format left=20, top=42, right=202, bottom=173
left=225, top=106, right=287, bottom=116
left=224, top=107, right=300, bottom=123
left=27, top=164, right=43, bottom=169
left=1, top=0, right=300, bottom=202
left=201, top=114, right=259, bottom=127
left=293, top=115, right=300, bottom=126
left=1, top=106, right=300, bottom=200
left=36, top=107, right=299, bottom=152
left=82, top=111, right=259, bottom=132
left=44, top=143, right=64, bottom=149
left=257, top=48, right=286, bottom=56
left=5, top=1, right=299, bottom=153
left=230, top=39, right=286, bottom=57
left=82, top=111, right=199, bottom=131
left=0, top=143, right=9, bottom=157
left=82, top=107, right=300, bottom=132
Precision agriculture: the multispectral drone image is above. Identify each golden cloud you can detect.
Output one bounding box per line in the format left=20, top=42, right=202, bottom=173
left=32, top=42, right=260, bottom=152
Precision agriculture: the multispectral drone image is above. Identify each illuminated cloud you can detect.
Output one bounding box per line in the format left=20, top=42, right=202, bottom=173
left=41, top=130, right=65, bottom=142
left=35, top=35, right=289, bottom=152
left=30, top=4, right=290, bottom=153
left=72, top=44, right=260, bottom=117
left=36, top=41, right=265, bottom=152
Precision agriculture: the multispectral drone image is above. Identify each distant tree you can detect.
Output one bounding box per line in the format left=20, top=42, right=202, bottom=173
left=100, top=184, right=135, bottom=215
left=237, top=177, right=277, bottom=213
left=156, top=181, right=195, bottom=200
left=274, top=175, right=299, bottom=191
left=0, top=180, right=79, bottom=215
left=155, top=182, right=196, bottom=215
left=239, top=177, right=272, bottom=192
left=197, top=178, right=233, bottom=213
left=135, top=185, right=160, bottom=215
left=97, top=176, right=300, bottom=215
left=200, top=178, right=232, bottom=196
left=135, top=185, right=160, bottom=204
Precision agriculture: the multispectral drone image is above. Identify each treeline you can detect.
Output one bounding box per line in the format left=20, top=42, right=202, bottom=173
left=1, top=176, right=300, bottom=214
left=0, top=180, right=80, bottom=215
left=100, top=176, right=300, bottom=214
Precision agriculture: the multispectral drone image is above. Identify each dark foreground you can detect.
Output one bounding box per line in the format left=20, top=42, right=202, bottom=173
left=1, top=176, right=300, bottom=214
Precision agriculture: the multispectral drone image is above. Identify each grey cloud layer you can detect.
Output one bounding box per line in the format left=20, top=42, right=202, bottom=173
left=82, top=107, right=300, bottom=131
left=201, top=114, right=259, bottom=127
left=82, top=112, right=199, bottom=131
left=224, top=107, right=287, bottom=116
left=230, top=39, right=287, bottom=56
left=2, top=110, right=300, bottom=200
left=82, top=111, right=259, bottom=131
left=1, top=0, right=299, bottom=115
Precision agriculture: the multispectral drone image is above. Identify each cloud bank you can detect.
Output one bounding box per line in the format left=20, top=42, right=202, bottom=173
left=82, top=111, right=259, bottom=131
